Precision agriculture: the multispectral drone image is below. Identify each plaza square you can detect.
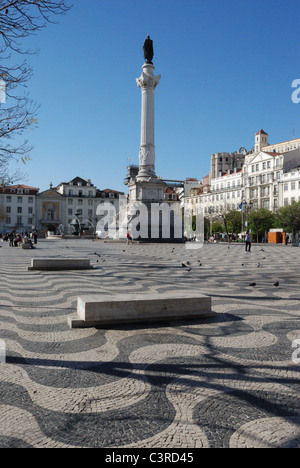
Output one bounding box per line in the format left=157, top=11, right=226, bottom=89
left=0, top=239, right=299, bottom=448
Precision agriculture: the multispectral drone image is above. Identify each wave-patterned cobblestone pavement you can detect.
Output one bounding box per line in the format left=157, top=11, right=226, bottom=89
left=0, top=239, right=299, bottom=448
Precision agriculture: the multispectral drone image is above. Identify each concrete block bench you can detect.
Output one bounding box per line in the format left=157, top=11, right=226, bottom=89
left=22, top=243, right=31, bottom=250
left=68, top=292, right=214, bottom=328
left=28, top=258, right=93, bottom=271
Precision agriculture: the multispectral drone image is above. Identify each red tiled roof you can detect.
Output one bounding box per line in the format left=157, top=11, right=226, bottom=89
left=0, top=184, right=39, bottom=194
left=256, top=129, right=268, bottom=136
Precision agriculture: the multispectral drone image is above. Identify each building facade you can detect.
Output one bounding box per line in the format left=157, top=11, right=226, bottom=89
left=0, top=185, right=39, bottom=234
left=0, top=177, right=124, bottom=236
left=186, top=130, right=300, bottom=218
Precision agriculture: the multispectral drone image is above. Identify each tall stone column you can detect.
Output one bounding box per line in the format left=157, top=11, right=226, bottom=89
left=136, top=62, right=161, bottom=181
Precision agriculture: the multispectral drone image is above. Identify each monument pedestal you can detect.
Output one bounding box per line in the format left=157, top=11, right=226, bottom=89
left=128, top=178, right=183, bottom=243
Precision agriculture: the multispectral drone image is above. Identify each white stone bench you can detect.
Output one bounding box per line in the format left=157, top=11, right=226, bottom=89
left=68, top=292, right=214, bottom=328
left=28, top=258, right=93, bottom=271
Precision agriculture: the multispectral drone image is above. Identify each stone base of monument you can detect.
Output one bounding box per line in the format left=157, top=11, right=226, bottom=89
left=28, top=258, right=93, bottom=271
left=68, top=292, right=214, bottom=328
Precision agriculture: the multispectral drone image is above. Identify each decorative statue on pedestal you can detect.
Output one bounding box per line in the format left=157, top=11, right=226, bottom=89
left=143, top=35, right=154, bottom=64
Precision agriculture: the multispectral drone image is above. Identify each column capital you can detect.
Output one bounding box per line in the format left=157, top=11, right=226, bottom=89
left=136, top=63, right=161, bottom=89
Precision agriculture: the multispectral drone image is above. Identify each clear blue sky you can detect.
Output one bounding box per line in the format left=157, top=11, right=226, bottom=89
left=9, top=0, right=300, bottom=192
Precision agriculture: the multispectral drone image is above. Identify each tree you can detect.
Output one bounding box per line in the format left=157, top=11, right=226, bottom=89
left=249, top=208, right=274, bottom=243
left=0, top=1, right=72, bottom=181
left=218, top=209, right=242, bottom=242
left=274, top=202, right=300, bottom=241
left=224, top=210, right=242, bottom=239
left=211, top=220, right=224, bottom=234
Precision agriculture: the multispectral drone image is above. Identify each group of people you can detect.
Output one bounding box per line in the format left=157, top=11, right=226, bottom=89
left=1, top=231, right=38, bottom=249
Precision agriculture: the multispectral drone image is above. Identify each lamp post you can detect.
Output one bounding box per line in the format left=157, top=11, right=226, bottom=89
left=243, top=201, right=253, bottom=230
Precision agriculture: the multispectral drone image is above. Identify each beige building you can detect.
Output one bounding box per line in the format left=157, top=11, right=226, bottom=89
left=186, top=129, right=300, bottom=218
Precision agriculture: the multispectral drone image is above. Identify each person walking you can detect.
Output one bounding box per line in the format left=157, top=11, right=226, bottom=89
left=245, top=231, right=251, bottom=253
left=126, top=231, right=132, bottom=245
left=285, top=233, right=289, bottom=246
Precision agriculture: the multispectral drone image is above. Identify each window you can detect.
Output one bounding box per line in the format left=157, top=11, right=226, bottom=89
left=28, top=218, right=33, bottom=225
left=252, top=165, right=255, bottom=173
left=68, top=209, right=73, bottom=215
left=6, top=196, right=11, bottom=203
left=28, top=207, right=33, bottom=214
left=256, top=164, right=259, bottom=171
left=17, top=207, right=22, bottom=214
left=79, top=190, right=83, bottom=197
left=77, top=209, right=82, bottom=216
left=17, top=197, right=22, bottom=203
left=6, top=206, right=11, bottom=213
left=267, top=161, right=271, bottom=169
left=28, top=197, right=33, bottom=204
left=88, top=191, right=93, bottom=198
left=68, top=199, right=73, bottom=205
left=291, top=182, right=296, bottom=190
left=109, top=193, right=115, bottom=198
left=88, top=209, right=93, bottom=217
left=78, top=199, right=83, bottom=206
left=263, top=162, right=266, bottom=170
left=284, top=198, right=289, bottom=206
left=69, top=190, right=73, bottom=197
left=284, top=183, right=289, bottom=191
left=47, top=209, right=54, bottom=221
left=88, top=200, right=93, bottom=206
left=6, top=217, right=11, bottom=225
left=17, top=216, right=22, bottom=225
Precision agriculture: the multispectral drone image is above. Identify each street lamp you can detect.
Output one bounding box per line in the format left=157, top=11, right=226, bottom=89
left=242, top=201, right=253, bottom=230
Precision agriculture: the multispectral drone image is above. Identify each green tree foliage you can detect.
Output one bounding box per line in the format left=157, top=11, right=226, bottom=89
left=249, top=208, right=274, bottom=242
left=274, top=202, right=300, bottom=240
left=224, top=210, right=242, bottom=237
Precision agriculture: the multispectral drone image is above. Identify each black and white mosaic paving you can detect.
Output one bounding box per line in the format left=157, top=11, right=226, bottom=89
left=0, top=239, right=299, bottom=448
